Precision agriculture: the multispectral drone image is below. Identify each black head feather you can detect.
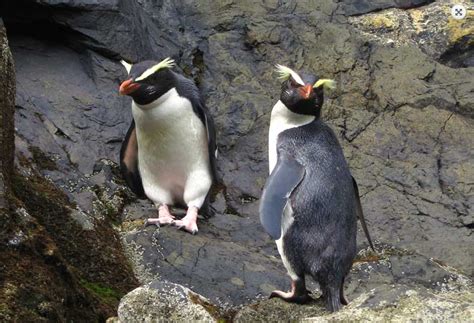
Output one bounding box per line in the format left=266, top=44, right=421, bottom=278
left=125, top=60, right=176, bottom=105
left=280, top=71, right=324, bottom=118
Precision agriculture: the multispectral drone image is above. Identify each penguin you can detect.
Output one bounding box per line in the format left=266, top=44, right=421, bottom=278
left=118, top=57, right=216, bottom=234
left=259, top=64, right=374, bottom=312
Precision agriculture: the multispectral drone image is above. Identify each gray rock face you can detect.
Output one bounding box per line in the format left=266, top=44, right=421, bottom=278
left=2, top=0, right=473, bottom=319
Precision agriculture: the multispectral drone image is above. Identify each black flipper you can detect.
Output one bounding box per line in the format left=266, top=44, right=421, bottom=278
left=352, top=176, right=375, bottom=251
left=120, top=120, right=145, bottom=198
left=197, top=99, right=218, bottom=181
left=259, top=155, right=305, bottom=240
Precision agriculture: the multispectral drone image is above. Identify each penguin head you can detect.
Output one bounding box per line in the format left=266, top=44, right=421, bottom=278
left=275, top=64, right=335, bottom=117
left=119, top=58, right=176, bottom=106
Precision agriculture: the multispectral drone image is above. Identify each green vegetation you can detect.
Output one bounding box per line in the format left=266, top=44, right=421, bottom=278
left=80, top=280, right=122, bottom=305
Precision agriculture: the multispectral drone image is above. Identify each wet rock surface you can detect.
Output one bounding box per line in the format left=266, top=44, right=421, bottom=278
left=123, top=211, right=288, bottom=306
left=1, top=0, right=473, bottom=320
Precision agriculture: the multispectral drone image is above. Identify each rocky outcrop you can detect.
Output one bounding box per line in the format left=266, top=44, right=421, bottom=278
left=0, top=18, right=15, bottom=215
left=116, top=246, right=474, bottom=322
left=1, top=0, right=473, bottom=320
left=117, top=281, right=218, bottom=322
left=0, top=18, right=138, bottom=322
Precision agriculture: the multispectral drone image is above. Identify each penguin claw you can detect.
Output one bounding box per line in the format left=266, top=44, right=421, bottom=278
left=176, top=224, right=199, bottom=235
left=145, top=217, right=175, bottom=227
left=144, top=219, right=159, bottom=228
left=173, top=207, right=199, bottom=235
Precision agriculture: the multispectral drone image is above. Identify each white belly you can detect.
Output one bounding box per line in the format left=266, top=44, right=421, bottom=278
left=133, top=88, right=212, bottom=207
left=268, top=101, right=314, bottom=173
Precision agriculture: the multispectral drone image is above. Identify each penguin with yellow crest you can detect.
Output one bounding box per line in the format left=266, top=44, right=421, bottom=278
left=118, top=58, right=216, bottom=235
left=260, top=64, right=374, bottom=312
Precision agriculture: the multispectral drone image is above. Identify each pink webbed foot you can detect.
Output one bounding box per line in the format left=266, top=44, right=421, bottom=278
left=270, top=279, right=311, bottom=304
left=145, top=204, right=175, bottom=227
left=173, top=206, right=199, bottom=235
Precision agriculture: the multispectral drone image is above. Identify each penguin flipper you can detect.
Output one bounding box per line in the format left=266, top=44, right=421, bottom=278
left=259, top=155, right=305, bottom=240
left=120, top=120, right=146, bottom=198
left=202, top=101, right=218, bottom=181
left=352, top=176, right=375, bottom=251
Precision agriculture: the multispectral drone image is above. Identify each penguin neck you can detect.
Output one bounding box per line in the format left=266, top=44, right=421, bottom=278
left=268, top=100, right=316, bottom=173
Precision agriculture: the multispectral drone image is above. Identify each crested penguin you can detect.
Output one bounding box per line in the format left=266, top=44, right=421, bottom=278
left=118, top=58, right=216, bottom=234
left=259, top=64, right=374, bottom=312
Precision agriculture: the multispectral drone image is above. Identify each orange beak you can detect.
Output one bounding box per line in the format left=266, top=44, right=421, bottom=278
left=300, top=84, right=313, bottom=99
left=119, top=79, right=140, bottom=95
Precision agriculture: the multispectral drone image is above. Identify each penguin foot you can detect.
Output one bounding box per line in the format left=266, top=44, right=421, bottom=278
left=145, top=204, right=175, bottom=227
left=145, top=216, right=175, bottom=227
left=269, top=289, right=311, bottom=304
left=174, top=206, right=199, bottom=235
left=269, top=279, right=311, bottom=304
left=174, top=219, right=199, bottom=235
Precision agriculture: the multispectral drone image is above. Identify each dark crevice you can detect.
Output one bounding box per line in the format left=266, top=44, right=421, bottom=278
left=2, top=0, right=121, bottom=60
left=464, top=223, right=474, bottom=230
left=338, top=0, right=435, bottom=16
left=438, top=35, right=474, bottom=69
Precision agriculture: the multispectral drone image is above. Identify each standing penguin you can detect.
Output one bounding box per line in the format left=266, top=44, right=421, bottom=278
left=118, top=58, right=216, bottom=234
left=259, top=65, right=374, bottom=311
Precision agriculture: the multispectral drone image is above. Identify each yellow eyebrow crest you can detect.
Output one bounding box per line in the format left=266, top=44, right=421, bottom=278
left=275, top=64, right=305, bottom=86
left=313, top=79, right=336, bottom=90
left=135, top=57, right=175, bottom=81
left=120, top=60, right=132, bottom=73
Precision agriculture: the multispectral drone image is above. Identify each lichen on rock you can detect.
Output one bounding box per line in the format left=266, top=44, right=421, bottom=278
left=118, top=281, right=215, bottom=322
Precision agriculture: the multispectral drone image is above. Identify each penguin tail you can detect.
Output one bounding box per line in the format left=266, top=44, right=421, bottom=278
left=352, top=176, right=376, bottom=251
left=325, top=286, right=343, bottom=312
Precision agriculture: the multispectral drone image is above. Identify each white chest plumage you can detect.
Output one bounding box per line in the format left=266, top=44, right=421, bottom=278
left=132, top=88, right=211, bottom=207
left=268, top=100, right=315, bottom=173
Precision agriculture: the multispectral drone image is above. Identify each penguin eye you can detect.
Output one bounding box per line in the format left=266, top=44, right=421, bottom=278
left=289, top=78, right=299, bottom=87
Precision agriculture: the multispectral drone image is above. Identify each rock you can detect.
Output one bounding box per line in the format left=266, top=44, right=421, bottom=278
left=0, top=20, right=138, bottom=322
left=0, top=18, right=15, bottom=214
left=123, top=213, right=288, bottom=305
left=349, top=1, right=474, bottom=68
left=235, top=289, right=474, bottom=321
left=338, top=0, right=435, bottom=16
left=117, top=281, right=215, bottom=322
left=235, top=248, right=474, bottom=321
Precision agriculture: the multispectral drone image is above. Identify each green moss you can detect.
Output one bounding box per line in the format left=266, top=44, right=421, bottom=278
left=9, top=165, right=138, bottom=319
left=80, top=280, right=122, bottom=305
left=28, top=146, right=58, bottom=171
left=0, top=303, right=13, bottom=322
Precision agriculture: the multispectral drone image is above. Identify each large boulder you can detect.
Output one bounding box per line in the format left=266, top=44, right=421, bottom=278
left=117, top=281, right=216, bottom=322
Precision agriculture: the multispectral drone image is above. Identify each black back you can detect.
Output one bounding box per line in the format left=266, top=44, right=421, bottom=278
left=119, top=120, right=145, bottom=198
left=277, top=119, right=358, bottom=277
